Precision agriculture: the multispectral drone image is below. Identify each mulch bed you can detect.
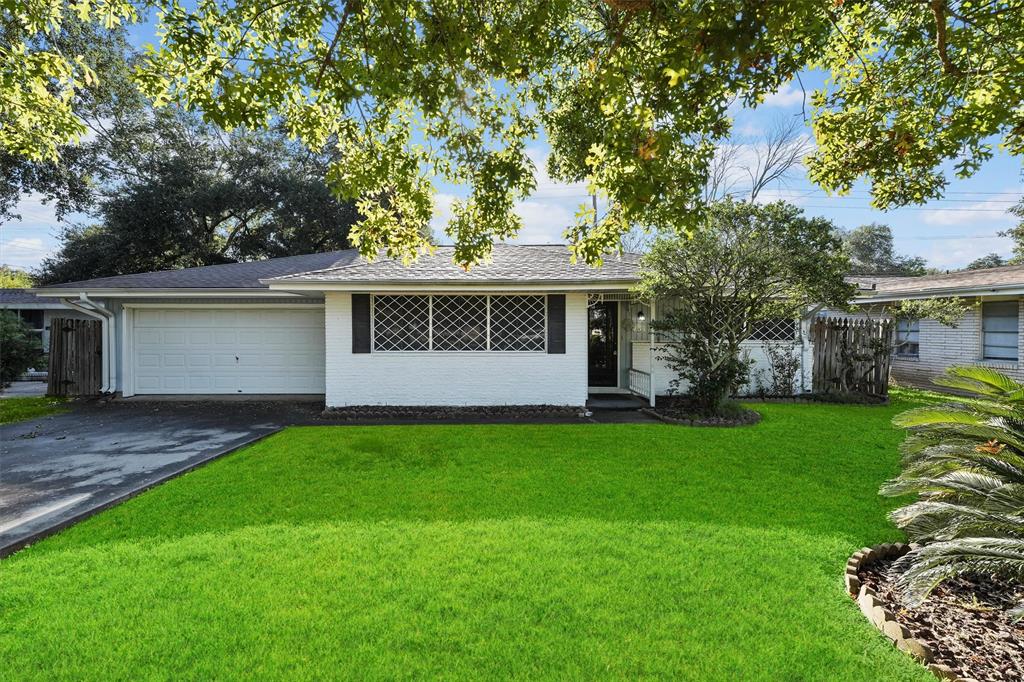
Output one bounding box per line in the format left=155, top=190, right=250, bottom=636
left=643, top=399, right=761, bottom=427
left=322, top=404, right=584, bottom=421
left=859, top=558, right=1024, bottom=682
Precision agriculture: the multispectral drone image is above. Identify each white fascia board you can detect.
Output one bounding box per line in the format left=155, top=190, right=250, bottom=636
left=122, top=302, right=325, bottom=309
left=855, top=285, right=1024, bottom=303
left=0, top=302, right=74, bottom=310
left=263, top=279, right=638, bottom=293
left=30, top=288, right=310, bottom=299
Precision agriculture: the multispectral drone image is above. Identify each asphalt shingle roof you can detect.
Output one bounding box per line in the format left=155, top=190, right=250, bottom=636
left=34, top=245, right=639, bottom=291
left=0, top=289, right=46, bottom=304
left=36, top=251, right=361, bottom=290
left=858, top=264, right=1024, bottom=296
left=269, top=244, right=641, bottom=284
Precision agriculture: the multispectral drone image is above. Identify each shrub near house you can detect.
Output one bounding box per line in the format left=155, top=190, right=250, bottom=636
left=0, top=310, right=42, bottom=385
left=635, top=199, right=852, bottom=416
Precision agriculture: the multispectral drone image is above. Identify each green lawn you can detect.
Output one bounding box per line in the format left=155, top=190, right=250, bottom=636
left=0, top=395, right=67, bottom=424
left=0, top=401, right=932, bottom=680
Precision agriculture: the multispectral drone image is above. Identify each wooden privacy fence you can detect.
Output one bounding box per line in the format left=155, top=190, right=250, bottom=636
left=48, top=318, right=103, bottom=397
left=811, top=317, right=895, bottom=398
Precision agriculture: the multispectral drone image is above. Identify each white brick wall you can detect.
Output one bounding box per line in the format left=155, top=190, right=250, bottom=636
left=632, top=339, right=810, bottom=396
left=892, top=298, right=1024, bottom=387
left=324, top=292, right=589, bottom=406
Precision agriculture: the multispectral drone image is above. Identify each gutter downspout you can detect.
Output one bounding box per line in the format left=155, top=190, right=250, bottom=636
left=59, top=294, right=115, bottom=394
left=800, top=304, right=826, bottom=394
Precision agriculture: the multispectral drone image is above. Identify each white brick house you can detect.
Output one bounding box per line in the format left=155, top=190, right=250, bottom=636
left=853, top=266, right=1024, bottom=388
left=31, top=244, right=811, bottom=406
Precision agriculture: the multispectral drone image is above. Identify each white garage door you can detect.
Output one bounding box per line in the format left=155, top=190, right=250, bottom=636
left=131, top=307, right=326, bottom=394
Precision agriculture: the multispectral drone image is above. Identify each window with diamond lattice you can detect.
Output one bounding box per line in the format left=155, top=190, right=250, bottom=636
left=749, top=317, right=798, bottom=341
left=370, top=294, right=546, bottom=352
left=490, top=295, right=545, bottom=351
left=432, top=295, right=487, bottom=351
left=372, top=295, right=430, bottom=351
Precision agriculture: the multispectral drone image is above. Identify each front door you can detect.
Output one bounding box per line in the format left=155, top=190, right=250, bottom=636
left=588, top=301, right=618, bottom=387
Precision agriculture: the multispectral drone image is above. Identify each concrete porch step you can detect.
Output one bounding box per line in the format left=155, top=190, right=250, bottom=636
left=585, top=393, right=648, bottom=410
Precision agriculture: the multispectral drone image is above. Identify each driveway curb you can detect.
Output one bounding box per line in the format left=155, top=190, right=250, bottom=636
left=0, top=428, right=281, bottom=559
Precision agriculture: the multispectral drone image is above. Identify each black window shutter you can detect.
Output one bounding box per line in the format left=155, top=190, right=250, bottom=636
left=547, top=295, right=566, bottom=354
left=352, top=294, right=371, bottom=353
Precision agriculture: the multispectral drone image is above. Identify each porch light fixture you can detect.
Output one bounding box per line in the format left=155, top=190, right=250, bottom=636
left=636, top=309, right=646, bottom=322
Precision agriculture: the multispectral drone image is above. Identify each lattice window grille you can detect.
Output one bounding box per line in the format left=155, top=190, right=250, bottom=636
left=372, top=295, right=430, bottom=351
left=489, top=295, right=546, bottom=351
left=371, top=294, right=546, bottom=352
left=431, top=295, right=488, bottom=351
left=749, top=317, right=799, bottom=342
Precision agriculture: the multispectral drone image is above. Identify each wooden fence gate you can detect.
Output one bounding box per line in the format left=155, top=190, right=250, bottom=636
left=47, top=318, right=103, bottom=397
left=811, top=317, right=895, bottom=398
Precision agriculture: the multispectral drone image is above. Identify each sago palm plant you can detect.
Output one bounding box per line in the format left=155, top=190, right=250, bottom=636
left=885, top=366, right=1024, bottom=616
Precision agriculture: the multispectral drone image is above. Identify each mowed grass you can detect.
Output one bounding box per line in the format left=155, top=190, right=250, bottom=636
left=0, top=395, right=67, bottom=424
left=0, top=401, right=932, bottom=680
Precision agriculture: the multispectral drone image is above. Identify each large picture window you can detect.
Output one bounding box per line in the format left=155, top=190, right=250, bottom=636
left=372, top=294, right=546, bottom=352
left=983, top=301, right=1019, bottom=361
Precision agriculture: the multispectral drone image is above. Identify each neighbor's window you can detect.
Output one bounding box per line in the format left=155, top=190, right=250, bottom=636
left=982, top=301, right=1019, bottom=361
left=371, top=294, right=545, bottom=352
left=748, top=317, right=797, bottom=341
left=895, top=319, right=920, bottom=358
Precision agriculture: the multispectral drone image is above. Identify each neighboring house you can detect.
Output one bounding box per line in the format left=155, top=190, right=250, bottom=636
left=853, top=265, right=1024, bottom=388
left=32, top=245, right=812, bottom=406
left=0, top=289, right=92, bottom=369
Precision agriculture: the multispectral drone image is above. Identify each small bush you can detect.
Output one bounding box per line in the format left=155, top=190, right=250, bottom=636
left=755, top=343, right=801, bottom=397
left=0, top=310, right=43, bottom=385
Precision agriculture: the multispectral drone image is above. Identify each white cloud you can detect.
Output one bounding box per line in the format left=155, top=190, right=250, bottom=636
left=8, top=193, right=60, bottom=225
left=732, top=121, right=764, bottom=138
left=509, top=199, right=574, bottom=244
left=913, top=235, right=1015, bottom=270
left=0, top=236, right=53, bottom=269
left=921, top=191, right=1019, bottom=226
left=429, top=192, right=459, bottom=241
left=761, top=81, right=806, bottom=108
left=752, top=188, right=808, bottom=205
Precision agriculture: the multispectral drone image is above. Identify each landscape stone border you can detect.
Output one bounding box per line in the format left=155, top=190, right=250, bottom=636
left=322, top=404, right=585, bottom=421
left=738, top=394, right=889, bottom=406
left=845, top=543, right=963, bottom=681
left=639, top=407, right=762, bottom=427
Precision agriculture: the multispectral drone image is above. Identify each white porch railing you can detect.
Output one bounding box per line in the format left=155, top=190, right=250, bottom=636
left=628, top=368, right=651, bottom=399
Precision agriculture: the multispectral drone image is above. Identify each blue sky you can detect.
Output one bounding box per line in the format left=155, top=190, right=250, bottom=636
left=2, top=29, right=1021, bottom=272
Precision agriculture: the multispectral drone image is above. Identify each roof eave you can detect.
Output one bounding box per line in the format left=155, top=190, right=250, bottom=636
left=31, top=287, right=310, bottom=299
left=263, top=278, right=639, bottom=292
left=856, top=282, right=1024, bottom=303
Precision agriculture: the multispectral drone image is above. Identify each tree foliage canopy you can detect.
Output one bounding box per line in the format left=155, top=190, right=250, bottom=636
left=0, top=266, right=34, bottom=288
left=635, top=199, right=852, bottom=413
left=5, top=1, right=1023, bottom=266
left=843, top=223, right=929, bottom=276
left=965, top=253, right=1007, bottom=270
left=35, top=109, right=364, bottom=284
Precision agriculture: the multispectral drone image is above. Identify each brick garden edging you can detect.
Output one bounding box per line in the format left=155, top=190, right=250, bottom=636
left=846, top=543, right=963, bottom=681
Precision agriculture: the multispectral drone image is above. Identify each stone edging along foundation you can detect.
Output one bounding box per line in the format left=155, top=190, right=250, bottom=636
left=846, top=544, right=962, bottom=681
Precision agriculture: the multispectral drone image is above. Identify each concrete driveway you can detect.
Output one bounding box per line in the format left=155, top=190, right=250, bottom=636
left=0, top=401, right=323, bottom=556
